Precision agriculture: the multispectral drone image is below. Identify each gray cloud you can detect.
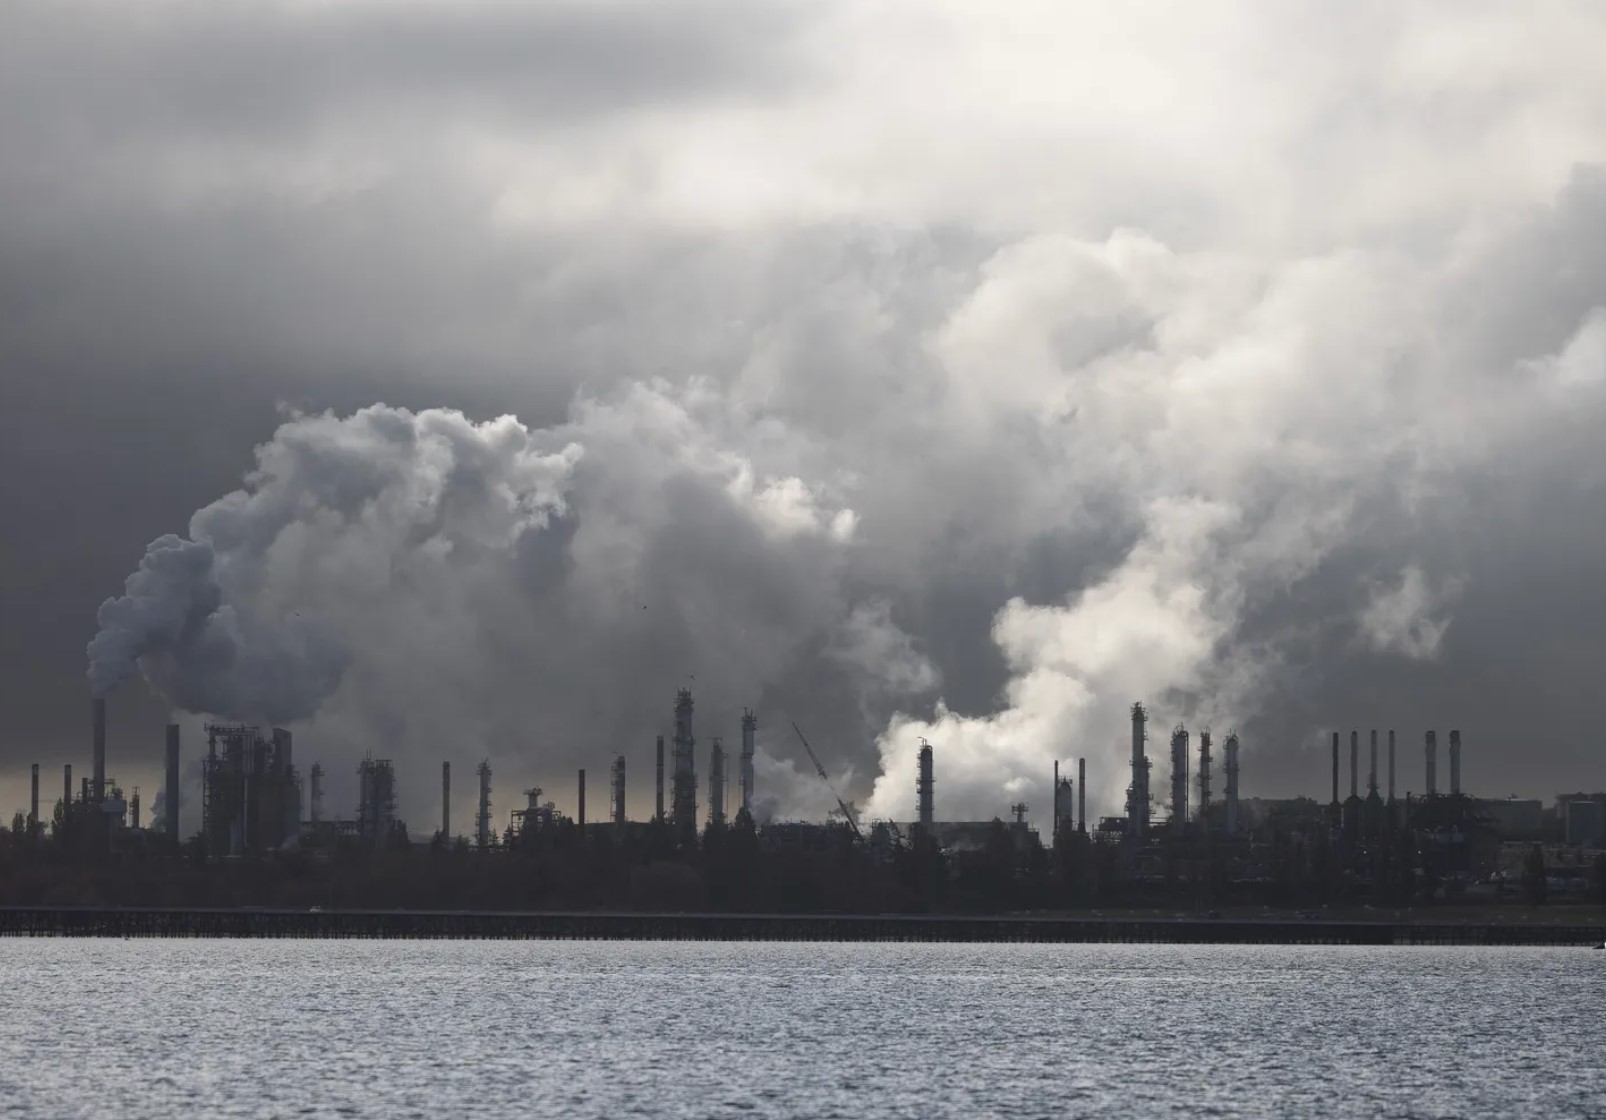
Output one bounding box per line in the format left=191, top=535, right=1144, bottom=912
left=4, top=1, right=1606, bottom=833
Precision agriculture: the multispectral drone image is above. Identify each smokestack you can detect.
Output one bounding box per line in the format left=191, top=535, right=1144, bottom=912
left=1449, top=729, right=1461, bottom=796
left=1387, top=729, right=1396, bottom=803
left=29, top=763, right=39, bottom=838
left=1368, top=730, right=1378, bottom=797
left=1331, top=732, right=1339, bottom=806
left=1425, top=730, right=1437, bottom=796
left=165, top=724, right=180, bottom=843
left=1349, top=731, right=1358, bottom=799
left=654, top=734, right=665, bottom=823
left=441, top=761, right=451, bottom=840
left=92, top=697, right=106, bottom=805
left=476, top=760, right=491, bottom=849
left=612, top=755, right=626, bottom=827
left=1077, top=757, right=1086, bottom=833
left=739, top=710, right=756, bottom=816
left=1224, top=733, right=1240, bottom=835
left=916, top=739, right=934, bottom=836
left=577, top=769, right=586, bottom=835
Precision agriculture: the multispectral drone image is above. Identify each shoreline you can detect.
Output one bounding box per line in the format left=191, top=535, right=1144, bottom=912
left=2, top=907, right=1602, bottom=945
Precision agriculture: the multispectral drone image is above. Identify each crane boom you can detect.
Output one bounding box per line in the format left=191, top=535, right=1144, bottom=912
left=791, top=721, right=863, bottom=842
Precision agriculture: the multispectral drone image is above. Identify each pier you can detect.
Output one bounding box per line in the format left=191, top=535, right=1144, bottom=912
left=1, top=907, right=1601, bottom=945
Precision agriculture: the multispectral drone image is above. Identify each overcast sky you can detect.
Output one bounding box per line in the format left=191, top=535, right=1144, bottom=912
left=3, top=0, right=1605, bottom=835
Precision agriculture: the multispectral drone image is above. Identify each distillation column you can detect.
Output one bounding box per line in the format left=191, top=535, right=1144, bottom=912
left=1387, top=729, right=1396, bottom=804
left=29, top=764, right=39, bottom=838
left=655, top=734, right=665, bottom=823
left=1127, top=703, right=1150, bottom=841
left=671, top=690, right=697, bottom=833
left=612, top=755, right=627, bottom=827
left=739, top=710, right=757, bottom=816
left=1077, top=757, right=1086, bottom=833
left=708, top=738, right=726, bottom=826
left=92, top=697, right=106, bottom=806
left=1197, top=730, right=1212, bottom=827
left=1349, top=730, right=1359, bottom=800
left=1449, top=729, right=1461, bottom=796
left=476, top=760, right=492, bottom=849
left=1330, top=732, right=1340, bottom=808
left=1170, top=725, right=1189, bottom=826
left=1368, top=730, right=1378, bottom=797
left=441, top=761, right=451, bottom=840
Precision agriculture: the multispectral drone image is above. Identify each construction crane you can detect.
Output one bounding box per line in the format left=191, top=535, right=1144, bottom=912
left=791, top=721, right=864, bottom=843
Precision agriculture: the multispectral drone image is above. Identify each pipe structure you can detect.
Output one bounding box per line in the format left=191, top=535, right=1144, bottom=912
left=92, top=697, right=106, bottom=805
left=655, top=735, right=665, bottom=823
left=1077, top=757, right=1086, bottom=833
left=441, top=761, right=451, bottom=840
left=165, top=724, right=180, bottom=842
left=1425, top=731, right=1437, bottom=796
left=916, top=740, right=934, bottom=836
left=1224, top=733, right=1240, bottom=835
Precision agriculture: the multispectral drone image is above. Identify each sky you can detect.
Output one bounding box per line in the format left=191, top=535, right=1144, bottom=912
left=3, top=0, right=1605, bottom=837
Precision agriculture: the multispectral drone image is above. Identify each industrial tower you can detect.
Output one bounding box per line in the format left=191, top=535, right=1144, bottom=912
left=916, top=739, right=934, bottom=838
left=476, top=760, right=492, bottom=849
left=1425, top=730, right=1437, bottom=796
left=708, top=738, right=726, bottom=826
left=611, top=755, right=627, bottom=827
left=671, top=689, right=697, bottom=837
left=1169, top=725, right=1189, bottom=826
left=739, top=709, right=757, bottom=816
left=1127, top=703, right=1151, bottom=841
left=1197, top=729, right=1212, bottom=827
left=1223, top=732, right=1240, bottom=834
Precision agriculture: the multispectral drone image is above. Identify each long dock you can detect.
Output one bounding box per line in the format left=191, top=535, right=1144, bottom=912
left=1, top=907, right=1601, bottom=944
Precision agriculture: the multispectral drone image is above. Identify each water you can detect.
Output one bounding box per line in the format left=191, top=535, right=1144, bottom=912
left=1, top=940, right=1602, bottom=1119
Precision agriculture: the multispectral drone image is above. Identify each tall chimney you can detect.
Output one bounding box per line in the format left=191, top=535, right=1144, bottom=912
left=1077, top=757, right=1086, bottom=832
left=1387, top=729, right=1396, bottom=803
left=916, top=739, right=934, bottom=836
left=654, top=734, right=665, bottom=823
left=92, top=697, right=106, bottom=805
left=165, top=724, right=180, bottom=843
left=1449, top=729, right=1461, bottom=796
left=577, top=768, right=586, bottom=835
left=1349, top=731, right=1358, bottom=799
left=1224, top=733, right=1240, bottom=835
left=441, top=761, right=451, bottom=840
left=1331, top=732, right=1340, bottom=806
left=1425, top=730, right=1437, bottom=796
left=29, top=764, right=39, bottom=838
left=612, top=755, right=626, bottom=827
left=1368, top=729, right=1378, bottom=797
left=708, top=738, right=726, bottom=826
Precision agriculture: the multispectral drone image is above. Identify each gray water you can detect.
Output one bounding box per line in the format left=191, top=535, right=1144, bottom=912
left=1, top=941, right=1602, bottom=1119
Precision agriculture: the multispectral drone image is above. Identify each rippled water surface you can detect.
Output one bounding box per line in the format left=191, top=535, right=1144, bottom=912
left=2, top=939, right=1602, bottom=1118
